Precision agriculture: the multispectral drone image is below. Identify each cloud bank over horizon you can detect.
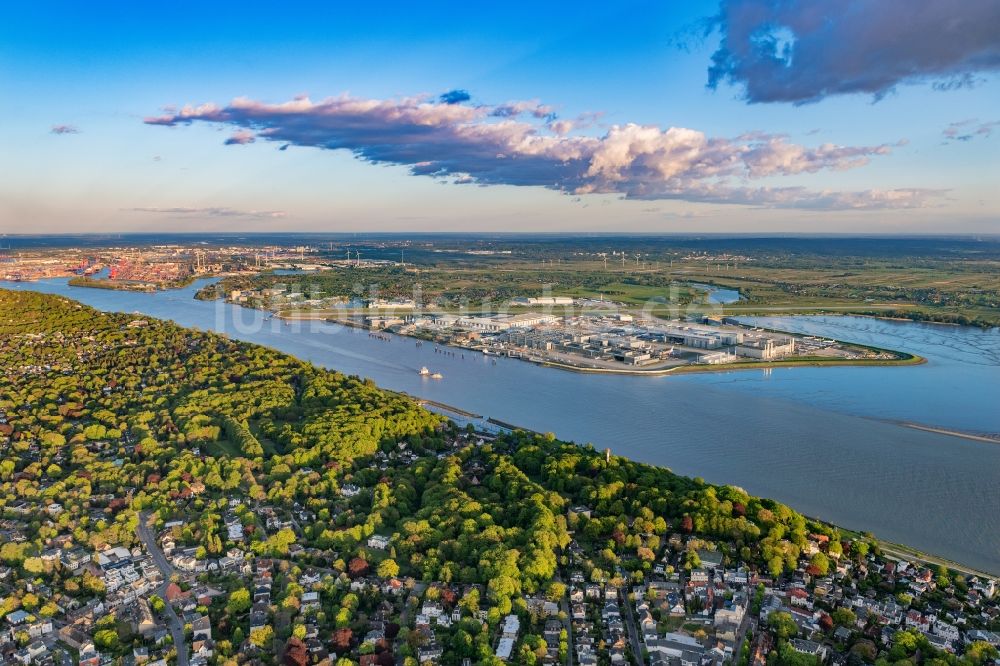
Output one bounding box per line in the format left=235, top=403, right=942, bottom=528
left=129, top=206, right=286, bottom=219
left=145, top=93, right=939, bottom=211
left=707, top=0, right=1000, bottom=104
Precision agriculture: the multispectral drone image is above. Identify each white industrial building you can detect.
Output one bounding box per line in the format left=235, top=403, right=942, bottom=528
left=735, top=336, right=795, bottom=360
left=456, top=313, right=558, bottom=332
left=511, top=296, right=574, bottom=306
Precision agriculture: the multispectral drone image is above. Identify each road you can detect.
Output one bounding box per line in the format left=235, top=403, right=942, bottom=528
left=560, top=597, right=573, bottom=666
left=732, top=612, right=755, bottom=666
left=878, top=542, right=997, bottom=579
left=619, top=587, right=645, bottom=664
left=137, top=512, right=189, bottom=666
left=554, top=572, right=572, bottom=666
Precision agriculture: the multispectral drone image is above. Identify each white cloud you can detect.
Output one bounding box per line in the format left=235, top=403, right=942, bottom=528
left=145, top=92, right=937, bottom=210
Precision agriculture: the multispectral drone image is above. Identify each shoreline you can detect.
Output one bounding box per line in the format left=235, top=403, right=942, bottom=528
left=733, top=309, right=997, bottom=331
left=405, top=393, right=1000, bottom=577
left=533, top=353, right=925, bottom=376
left=815, top=519, right=1000, bottom=579
left=4, top=283, right=997, bottom=578
left=887, top=420, right=1000, bottom=445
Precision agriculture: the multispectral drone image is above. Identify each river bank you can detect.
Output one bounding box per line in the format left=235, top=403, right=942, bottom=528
left=890, top=421, right=1000, bottom=444
left=68, top=274, right=199, bottom=292
left=371, top=388, right=1000, bottom=581
left=3, top=278, right=1000, bottom=573
left=533, top=352, right=924, bottom=375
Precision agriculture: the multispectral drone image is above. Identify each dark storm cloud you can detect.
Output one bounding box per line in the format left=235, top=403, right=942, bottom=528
left=707, top=0, right=1000, bottom=104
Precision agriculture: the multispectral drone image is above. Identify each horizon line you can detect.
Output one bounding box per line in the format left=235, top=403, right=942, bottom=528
left=4, top=231, right=1000, bottom=239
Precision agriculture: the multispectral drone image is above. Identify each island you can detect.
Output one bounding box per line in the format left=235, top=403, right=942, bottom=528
left=203, top=275, right=922, bottom=374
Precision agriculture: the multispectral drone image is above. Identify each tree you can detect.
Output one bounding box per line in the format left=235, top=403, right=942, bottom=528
left=808, top=552, right=830, bottom=576
left=0, top=543, right=26, bottom=566
left=850, top=640, right=877, bottom=661
left=227, top=588, right=252, bottom=615
left=283, top=637, right=309, bottom=666
left=768, top=611, right=799, bottom=640
left=966, top=641, right=999, bottom=664
left=451, top=629, right=474, bottom=658
left=377, top=558, right=399, bottom=578
left=249, top=625, right=274, bottom=648
left=545, top=581, right=566, bottom=602
left=83, top=570, right=106, bottom=595
left=774, top=641, right=820, bottom=666
left=94, top=629, right=119, bottom=650
left=459, top=587, right=480, bottom=616
left=832, top=608, right=856, bottom=628
left=348, top=557, right=369, bottom=577
left=680, top=515, right=694, bottom=533
left=332, top=628, right=353, bottom=654
left=22, top=557, right=45, bottom=574
left=819, top=613, right=834, bottom=632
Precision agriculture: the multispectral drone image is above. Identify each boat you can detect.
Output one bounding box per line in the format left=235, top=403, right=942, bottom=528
left=418, top=366, right=430, bottom=375
left=431, top=372, right=443, bottom=379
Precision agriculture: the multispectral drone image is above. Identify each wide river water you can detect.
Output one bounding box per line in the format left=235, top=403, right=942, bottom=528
left=4, top=278, right=1000, bottom=573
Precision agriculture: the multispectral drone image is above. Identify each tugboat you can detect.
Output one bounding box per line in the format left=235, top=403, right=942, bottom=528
left=418, top=366, right=431, bottom=376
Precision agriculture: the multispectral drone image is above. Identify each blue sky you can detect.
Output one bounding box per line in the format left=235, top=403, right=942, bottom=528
left=2, top=1, right=998, bottom=233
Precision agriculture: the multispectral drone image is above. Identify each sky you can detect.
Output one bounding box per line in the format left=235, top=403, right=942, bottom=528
left=1, top=0, right=999, bottom=234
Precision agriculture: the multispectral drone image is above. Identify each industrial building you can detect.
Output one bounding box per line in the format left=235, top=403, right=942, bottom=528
left=455, top=312, right=558, bottom=332
left=511, top=296, right=575, bottom=306
left=735, top=336, right=795, bottom=360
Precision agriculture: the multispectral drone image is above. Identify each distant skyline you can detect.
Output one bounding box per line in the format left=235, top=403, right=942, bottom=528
left=2, top=1, right=999, bottom=233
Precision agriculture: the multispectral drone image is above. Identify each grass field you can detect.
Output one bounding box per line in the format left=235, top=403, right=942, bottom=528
left=201, top=244, right=1000, bottom=327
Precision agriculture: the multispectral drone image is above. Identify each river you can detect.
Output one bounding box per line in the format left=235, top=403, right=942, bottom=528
left=4, top=277, right=1000, bottom=573
left=690, top=283, right=742, bottom=304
